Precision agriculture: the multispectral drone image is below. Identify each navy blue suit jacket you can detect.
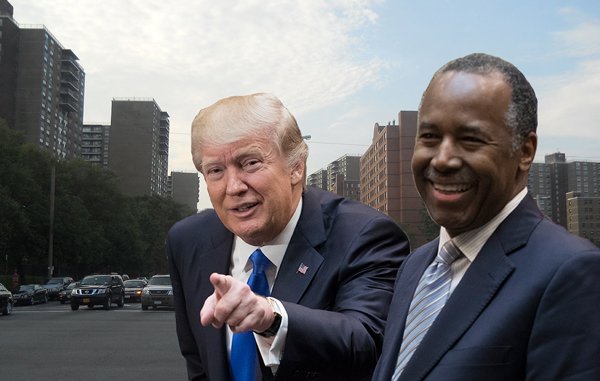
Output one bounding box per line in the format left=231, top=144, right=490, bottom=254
left=373, top=194, right=600, bottom=381
left=167, top=186, right=409, bottom=380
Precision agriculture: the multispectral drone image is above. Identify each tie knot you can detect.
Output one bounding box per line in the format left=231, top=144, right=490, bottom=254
left=436, top=240, right=462, bottom=265
left=250, top=249, right=272, bottom=275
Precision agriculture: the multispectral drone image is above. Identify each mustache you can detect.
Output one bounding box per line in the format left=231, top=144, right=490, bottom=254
left=423, top=166, right=475, bottom=183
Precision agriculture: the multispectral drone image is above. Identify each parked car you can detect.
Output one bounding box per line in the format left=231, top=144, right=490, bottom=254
left=70, top=274, right=125, bottom=310
left=141, top=275, right=173, bottom=310
left=12, top=284, right=48, bottom=305
left=41, top=277, right=74, bottom=300
left=0, top=283, right=13, bottom=315
left=58, top=282, right=79, bottom=304
left=123, top=279, right=147, bottom=302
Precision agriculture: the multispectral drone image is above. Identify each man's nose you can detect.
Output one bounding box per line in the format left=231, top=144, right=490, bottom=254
left=431, top=138, right=462, bottom=171
left=225, top=170, right=248, bottom=196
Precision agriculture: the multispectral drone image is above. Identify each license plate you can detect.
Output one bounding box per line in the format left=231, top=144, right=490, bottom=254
left=125, top=295, right=130, bottom=298
left=83, top=299, right=90, bottom=303
left=154, top=301, right=162, bottom=305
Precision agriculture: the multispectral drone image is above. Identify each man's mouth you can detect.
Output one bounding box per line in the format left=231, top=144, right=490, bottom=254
left=233, top=202, right=258, bottom=212
left=432, top=182, right=472, bottom=193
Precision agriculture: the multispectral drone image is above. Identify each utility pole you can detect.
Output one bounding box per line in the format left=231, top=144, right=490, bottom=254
left=48, top=165, right=55, bottom=278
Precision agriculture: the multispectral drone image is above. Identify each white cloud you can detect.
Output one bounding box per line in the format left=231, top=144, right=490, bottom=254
left=535, top=13, right=600, bottom=142
left=13, top=0, right=391, bottom=181
left=536, top=59, right=600, bottom=140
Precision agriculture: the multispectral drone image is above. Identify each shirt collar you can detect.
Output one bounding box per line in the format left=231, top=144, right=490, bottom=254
left=439, top=187, right=528, bottom=263
left=233, top=198, right=303, bottom=276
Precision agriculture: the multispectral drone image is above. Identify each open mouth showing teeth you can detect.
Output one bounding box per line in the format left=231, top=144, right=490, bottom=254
left=234, top=203, right=258, bottom=212
left=433, top=182, right=472, bottom=193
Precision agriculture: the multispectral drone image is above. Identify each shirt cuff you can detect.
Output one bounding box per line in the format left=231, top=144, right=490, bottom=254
left=254, top=297, right=288, bottom=371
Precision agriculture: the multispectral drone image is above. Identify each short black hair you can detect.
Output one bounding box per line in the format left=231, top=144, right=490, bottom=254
left=424, top=53, right=537, bottom=153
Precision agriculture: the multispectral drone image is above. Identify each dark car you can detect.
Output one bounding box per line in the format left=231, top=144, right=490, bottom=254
left=12, top=284, right=48, bottom=305
left=141, top=275, right=173, bottom=310
left=58, top=282, right=79, bottom=304
left=0, top=283, right=13, bottom=315
left=42, top=277, right=74, bottom=300
left=123, top=279, right=147, bottom=302
left=70, top=274, right=125, bottom=310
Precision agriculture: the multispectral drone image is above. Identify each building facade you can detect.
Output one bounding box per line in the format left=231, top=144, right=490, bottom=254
left=327, top=154, right=361, bottom=202
left=168, top=171, right=199, bottom=213
left=81, top=124, right=110, bottom=168
left=566, top=191, right=600, bottom=243
left=0, top=1, right=85, bottom=160
left=307, top=169, right=327, bottom=190
left=360, top=111, right=426, bottom=246
left=527, top=153, right=600, bottom=231
left=108, top=99, right=169, bottom=197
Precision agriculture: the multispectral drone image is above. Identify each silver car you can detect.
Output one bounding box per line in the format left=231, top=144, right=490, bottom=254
left=141, top=275, right=173, bottom=310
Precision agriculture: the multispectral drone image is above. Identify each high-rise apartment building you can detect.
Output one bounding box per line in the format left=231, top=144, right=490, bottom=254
left=167, top=171, right=199, bottom=213
left=307, top=169, right=327, bottom=190
left=360, top=111, right=426, bottom=246
left=528, top=152, right=600, bottom=231
left=566, top=191, right=600, bottom=242
left=0, top=1, right=85, bottom=159
left=327, top=154, right=361, bottom=202
left=108, top=98, right=169, bottom=197
left=81, top=124, right=110, bottom=168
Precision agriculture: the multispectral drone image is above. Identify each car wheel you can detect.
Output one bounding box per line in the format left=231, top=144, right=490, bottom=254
left=104, top=296, right=111, bottom=310
left=141, top=304, right=148, bottom=311
left=117, top=293, right=125, bottom=308
left=2, top=301, right=12, bottom=315
left=71, top=303, right=79, bottom=311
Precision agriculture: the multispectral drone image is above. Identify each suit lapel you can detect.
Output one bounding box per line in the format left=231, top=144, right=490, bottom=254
left=271, top=188, right=326, bottom=303
left=399, top=195, right=542, bottom=381
left=375, top=241, right=438, bottom=381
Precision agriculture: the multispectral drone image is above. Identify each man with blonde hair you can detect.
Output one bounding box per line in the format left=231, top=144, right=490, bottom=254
left=168, top=93, right=409, bottom=380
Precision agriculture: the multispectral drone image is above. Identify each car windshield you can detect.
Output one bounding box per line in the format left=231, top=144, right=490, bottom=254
left=44, top=279, right=62, bottom=284
left=149, top=277, right=171, bottom=286
left=124, top=280, right=145, bottom=287
left=80, top=276, right=111, bottom=285
left=16, top=285, right=34, bottom=291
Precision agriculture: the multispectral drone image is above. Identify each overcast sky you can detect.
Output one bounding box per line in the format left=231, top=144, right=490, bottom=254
left=11, top=0, right=600, bottom=209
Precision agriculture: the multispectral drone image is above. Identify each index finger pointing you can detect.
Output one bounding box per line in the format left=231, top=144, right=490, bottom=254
left=210, top=273, right=232, bottom=298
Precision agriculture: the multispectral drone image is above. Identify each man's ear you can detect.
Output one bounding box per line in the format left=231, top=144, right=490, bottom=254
left=519, top=132, right=537, bottom=172
left=290, top=161, right=304, bottom=186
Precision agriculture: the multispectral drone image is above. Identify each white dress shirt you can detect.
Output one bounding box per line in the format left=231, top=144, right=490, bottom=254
left=439, top=187, right=528, bottom=295
left=227, top=198, right=303, bottom=372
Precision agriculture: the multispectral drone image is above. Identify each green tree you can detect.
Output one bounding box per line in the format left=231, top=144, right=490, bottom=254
left=418, top=200, right=440, bottom=243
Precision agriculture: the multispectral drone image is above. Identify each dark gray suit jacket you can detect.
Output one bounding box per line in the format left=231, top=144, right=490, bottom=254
left=373, top=195, right=600, bottom=381
left=167, top=186, right=409, bottom=380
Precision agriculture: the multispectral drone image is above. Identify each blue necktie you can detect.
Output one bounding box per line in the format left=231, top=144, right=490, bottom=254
left=393, top=240, right=462, bottom=380
left=231, top=249, right=272, bottom=381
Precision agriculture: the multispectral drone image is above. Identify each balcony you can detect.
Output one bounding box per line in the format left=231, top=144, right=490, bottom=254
left=59, top=97, right=78, bottom=112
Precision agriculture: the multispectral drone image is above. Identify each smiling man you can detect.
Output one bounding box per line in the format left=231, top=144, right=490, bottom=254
left=373, top=54, right=600, bottom=381
left=167, top=93, right=409, bottom=381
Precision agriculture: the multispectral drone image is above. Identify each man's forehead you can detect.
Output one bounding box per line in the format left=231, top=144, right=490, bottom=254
left=201, top=138, right=276, bottom=162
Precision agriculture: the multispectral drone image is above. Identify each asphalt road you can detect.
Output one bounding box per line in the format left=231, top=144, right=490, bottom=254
left=0, top=299, right=189, bottom=380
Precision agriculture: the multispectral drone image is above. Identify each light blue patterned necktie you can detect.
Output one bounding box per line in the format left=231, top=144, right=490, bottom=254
left=393, top=240, right=462, bottom=380
left=230, top=249, right=272, bottom=381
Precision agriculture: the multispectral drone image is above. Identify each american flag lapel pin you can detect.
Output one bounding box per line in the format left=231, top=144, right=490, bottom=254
left=297, top=263, right=308, bottom=274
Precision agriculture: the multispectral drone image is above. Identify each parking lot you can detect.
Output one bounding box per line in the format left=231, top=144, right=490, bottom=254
left=0, top=300, right=188, bottom=380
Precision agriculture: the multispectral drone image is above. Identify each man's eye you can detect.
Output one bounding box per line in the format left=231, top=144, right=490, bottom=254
left=462, top=136, right=484, bottom=144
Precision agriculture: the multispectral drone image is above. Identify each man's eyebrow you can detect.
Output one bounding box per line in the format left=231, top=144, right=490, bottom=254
left=457, top=125, right=493, bottom=139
